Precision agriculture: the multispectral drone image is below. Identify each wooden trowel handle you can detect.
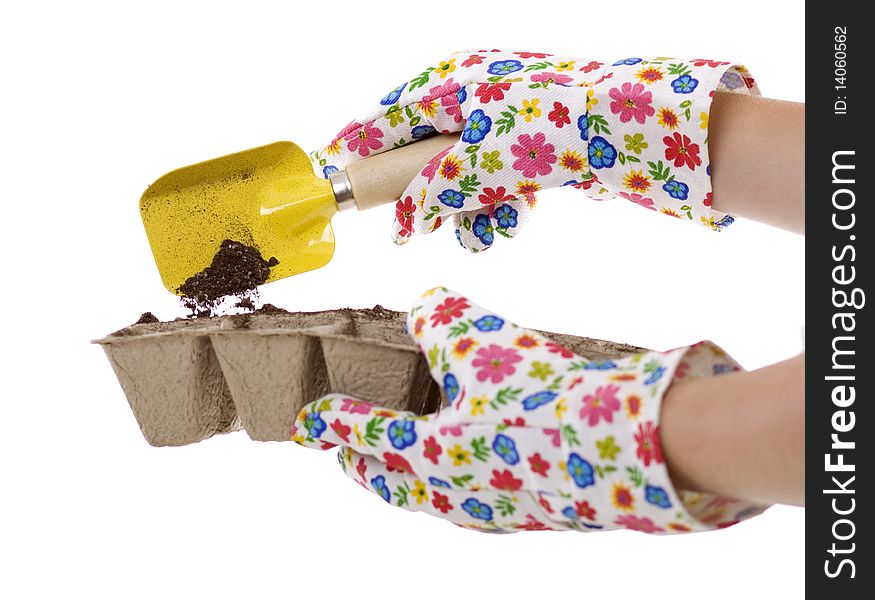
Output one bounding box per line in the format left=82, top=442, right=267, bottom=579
left=343, top=133, right=461, bottom=210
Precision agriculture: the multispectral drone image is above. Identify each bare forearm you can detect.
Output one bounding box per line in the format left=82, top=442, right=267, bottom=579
left=709, top=92, right=805, bottom=234
left=661, top=353, right=805, bottom=506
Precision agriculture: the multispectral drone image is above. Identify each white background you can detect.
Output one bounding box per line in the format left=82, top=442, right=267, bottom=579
left=1, top=1, right=805, bottom=598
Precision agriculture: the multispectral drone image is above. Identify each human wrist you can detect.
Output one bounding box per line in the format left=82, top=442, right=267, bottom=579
left=642, top=341, right=772, bottom=528
left=709, top=92, right=805, bottom=232
left=662, top=353, right=805, bottom=506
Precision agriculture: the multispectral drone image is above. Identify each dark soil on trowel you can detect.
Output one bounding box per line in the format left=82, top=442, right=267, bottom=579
left=177, top=239, right=279, bottom=318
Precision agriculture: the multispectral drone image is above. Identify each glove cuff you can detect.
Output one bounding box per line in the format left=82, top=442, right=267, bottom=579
left=567, top=342, right=770, bottom=534
left=581, top=57, right=760, bottom=231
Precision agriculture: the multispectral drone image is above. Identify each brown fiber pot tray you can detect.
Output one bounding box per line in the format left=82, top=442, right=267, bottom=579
left=94, top=307, right=645, bottom=447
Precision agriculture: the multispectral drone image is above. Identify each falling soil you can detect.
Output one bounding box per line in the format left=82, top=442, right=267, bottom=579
left=133, top=312, right=160, bottom=325
left=235, top=297, right=256, bottom=311
left=177, top=239, right=278, bottom=317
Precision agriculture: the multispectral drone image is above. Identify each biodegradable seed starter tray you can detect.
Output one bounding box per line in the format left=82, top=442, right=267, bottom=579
left=95, top=307, right=645, bottom=447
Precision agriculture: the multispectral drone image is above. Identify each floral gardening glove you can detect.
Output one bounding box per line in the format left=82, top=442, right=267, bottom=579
left=292, top=287, right=768, bottom=533
left=310, top=51, right=759, bottom=251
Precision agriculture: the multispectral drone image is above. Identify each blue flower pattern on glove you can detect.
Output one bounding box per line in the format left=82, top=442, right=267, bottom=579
left=522, top=390, right=558, bottom=410
left=304, top=412, right=327, bottom=438
left=671, top=74, right=699, bottom=94
left=388, top=420, right=417, bottom=450
left=588, top=136, right=617, bottom=169
left=493, top=204, right=518, bottom=229
left=462, top=498, right=494, bottom=520
left=438, top=189, right=465, bottom=208
left=461, top=109, right=492, bottom=144
left=380, top=82, right=407, bottom=106
left=577, top=114, right=589, bottom=141
left=493, top=434, right=520, bottom=465
left=411, top=125, right=436, bottom=139
left=567, top=453, right=596, bottom=488
left=645, top=484, right=672, bottom=508
left=584, top=360, right=618, bottom=370
left=487, top=59, right=523, bottom=75
left=472, top=213, right=494, bottom=245
left=613, top=57, right=643, bottom=66
left=371, top=475, right=391, bottom=502
left=473, top=315, right=504, bottom=331
left=444, top=373, right=460, bottom=402
left=662, top=179, right=690, bottom=200
left=644, top=366, right=666, bottom=385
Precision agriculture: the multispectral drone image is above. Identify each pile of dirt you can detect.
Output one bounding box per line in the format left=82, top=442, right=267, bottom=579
left=338, top=304, right=396, bottom=320
left=254, top=303, right=288, bottom=315
left=177, top=239, right=278, bottom=317
left=217, top=304, right=292, bottom=330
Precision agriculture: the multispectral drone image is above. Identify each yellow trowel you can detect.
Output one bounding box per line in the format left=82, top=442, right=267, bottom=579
left=140, top=134, right=459, bottom=295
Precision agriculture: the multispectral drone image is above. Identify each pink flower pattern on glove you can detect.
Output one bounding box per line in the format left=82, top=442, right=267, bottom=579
left=609, top=82, right=656, bottom=124
left=472, top=344, right=522, bottom=383
left=511, top=133, right=557, bottom=177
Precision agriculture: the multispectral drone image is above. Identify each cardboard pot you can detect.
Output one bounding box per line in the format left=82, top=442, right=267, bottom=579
left=207, top=309, right=422, bottom=442
left=97, top=320, right=241, bottom=447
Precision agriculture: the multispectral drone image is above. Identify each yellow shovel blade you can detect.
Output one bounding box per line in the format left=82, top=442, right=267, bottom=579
left=140, top=141, right=338, bottom=295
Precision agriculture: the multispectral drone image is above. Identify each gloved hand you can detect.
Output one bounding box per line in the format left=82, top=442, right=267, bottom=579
left=310, top=51, right=759, bottom=251
left=292, top=287, right=768, bottom=533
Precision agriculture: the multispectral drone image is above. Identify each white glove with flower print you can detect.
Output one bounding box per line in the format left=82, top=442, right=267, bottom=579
left=310, top=51, right=759, bottom=251
left=292, top=287, right=768, bottom=533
